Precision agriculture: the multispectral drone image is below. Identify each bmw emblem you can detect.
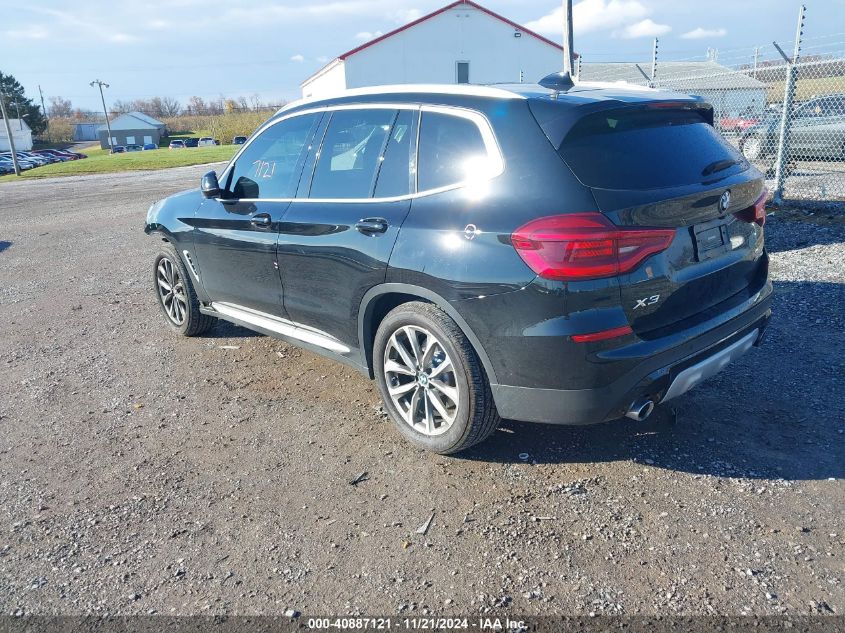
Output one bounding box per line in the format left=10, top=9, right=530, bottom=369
left=719, top=190, right=731, bottom=213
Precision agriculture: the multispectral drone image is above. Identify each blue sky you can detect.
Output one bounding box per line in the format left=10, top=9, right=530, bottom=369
left=3, top=0, right=842, bottom=111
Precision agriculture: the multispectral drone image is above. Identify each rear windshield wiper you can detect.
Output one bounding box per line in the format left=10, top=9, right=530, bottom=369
left=702, top=159, right=739, bottom=176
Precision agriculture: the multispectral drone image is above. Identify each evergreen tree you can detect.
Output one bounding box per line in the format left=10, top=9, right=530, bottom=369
left=0, top=71, right=47, bottom=136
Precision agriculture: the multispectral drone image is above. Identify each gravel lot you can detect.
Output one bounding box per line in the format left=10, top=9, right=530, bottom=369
left=0, top=166, right=843, bottom=617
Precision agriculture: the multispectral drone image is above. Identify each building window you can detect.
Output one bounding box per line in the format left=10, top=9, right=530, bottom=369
left=456, top=61, right=470, bottom=84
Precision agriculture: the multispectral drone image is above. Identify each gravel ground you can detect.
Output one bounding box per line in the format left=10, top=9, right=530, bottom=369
left=0, top=166, right=843, bottom=617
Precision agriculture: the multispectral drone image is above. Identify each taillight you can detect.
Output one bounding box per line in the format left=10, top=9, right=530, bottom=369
left=511, top=213, right=675, bottom=281
left=733, top=189, right=768, bottom=227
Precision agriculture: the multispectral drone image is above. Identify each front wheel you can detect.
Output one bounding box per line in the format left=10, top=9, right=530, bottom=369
left=373, top=302, right=500, bottom=454
left=153, top=244, right=216, bottom=336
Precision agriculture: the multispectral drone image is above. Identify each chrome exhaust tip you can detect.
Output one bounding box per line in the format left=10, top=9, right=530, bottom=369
left=625, top=398, right=655, bottom=421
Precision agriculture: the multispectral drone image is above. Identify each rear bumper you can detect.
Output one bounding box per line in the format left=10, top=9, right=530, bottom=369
left=491, top=291, right=771, bottom=425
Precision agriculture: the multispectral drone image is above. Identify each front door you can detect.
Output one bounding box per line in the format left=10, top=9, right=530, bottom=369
left=190, top=112, right=322, bottom=318
left=278, top=107, right=417, bottom=349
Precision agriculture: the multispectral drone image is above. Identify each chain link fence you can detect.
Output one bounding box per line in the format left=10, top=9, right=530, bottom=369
left=579, top=30, right=845, bottom=203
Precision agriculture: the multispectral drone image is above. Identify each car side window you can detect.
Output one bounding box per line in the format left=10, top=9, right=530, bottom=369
left=228, top=113, right=319, bottom=199
left=417, top=111, right=488, bottom=192
left=309, top=109, right=396, bottom=199
left=374, top=109, right=415, bottom=198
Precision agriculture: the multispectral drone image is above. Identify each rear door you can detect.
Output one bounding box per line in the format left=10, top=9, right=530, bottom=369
left=191, top=112, right=321, bottom=318
left=277, top=106, right=417, bottom=349
left=558, top=105, right=768, bottom=338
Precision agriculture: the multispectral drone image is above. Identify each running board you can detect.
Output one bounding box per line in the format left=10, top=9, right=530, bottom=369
left=209, top=302, right=351, bottom=354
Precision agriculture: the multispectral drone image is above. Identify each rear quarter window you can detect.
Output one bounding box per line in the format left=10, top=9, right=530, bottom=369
left=417, top=111, right=488, bottom=192
left=560, top=108, right=748, bottom=190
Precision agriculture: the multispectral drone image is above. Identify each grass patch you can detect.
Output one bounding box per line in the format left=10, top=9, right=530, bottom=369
left=767, top=75, right=845, bottom=103
left=1, top=145, right=237, bottom=181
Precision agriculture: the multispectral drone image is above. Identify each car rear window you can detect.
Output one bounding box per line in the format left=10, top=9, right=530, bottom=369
left=559, top=108, right=748, bottom=190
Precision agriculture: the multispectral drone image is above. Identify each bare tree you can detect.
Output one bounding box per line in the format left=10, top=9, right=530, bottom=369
left=112, top=99, right=133, bottom=114
left=185, top=96, right=205, bottom=115
left=249, top=93, right=263, bottom=111
left=48, top=96, right=73, bottom=118
left=160, top=96, right=181, bottom=117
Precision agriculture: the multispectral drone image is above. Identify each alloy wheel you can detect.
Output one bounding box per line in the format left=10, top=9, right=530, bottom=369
left=383, top=325, right=460, bottom=436
left=156, top=257, right=188, bottom=326
left=743, top=136, right=763, bottom=161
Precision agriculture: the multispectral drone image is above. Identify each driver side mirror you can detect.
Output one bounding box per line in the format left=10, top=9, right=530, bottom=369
left=201, top=171, right=222, bottom=198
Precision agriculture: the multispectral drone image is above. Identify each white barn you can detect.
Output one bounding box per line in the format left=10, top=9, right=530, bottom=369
left=301, top=0, right=564, bottom=99
left=0, top=118, right=33, bottom=152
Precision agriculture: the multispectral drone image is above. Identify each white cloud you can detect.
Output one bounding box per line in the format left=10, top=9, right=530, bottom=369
left=290, top=54, right=305, bottom=63
left=4, top=25, right=50, bottom=39
left=618, top=18, right=671, bottom=39
left=108, top=32, right=141, bottom=44
left=392, top=8, right=422, bottom=23
left=354, top=30, right=383, bottom=41
left=526, top=0, right=651, bottom=36
left=681, top=27, right=727, bottom=39
left=316, top=55, right=331, bottom=63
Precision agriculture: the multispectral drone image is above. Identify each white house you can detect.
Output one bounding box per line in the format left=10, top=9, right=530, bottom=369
left=301, top=0, right=564, bottom=98
left=0, top=118, right=33, bottom=151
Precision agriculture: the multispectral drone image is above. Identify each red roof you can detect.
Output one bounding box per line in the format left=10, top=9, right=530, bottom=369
left=338, top=0, right=563, bottom=61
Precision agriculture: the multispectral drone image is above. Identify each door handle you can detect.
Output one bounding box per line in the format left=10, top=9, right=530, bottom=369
left=251, top=213, right=272, bottom=228
left=355, top=218, right=388, bottom=235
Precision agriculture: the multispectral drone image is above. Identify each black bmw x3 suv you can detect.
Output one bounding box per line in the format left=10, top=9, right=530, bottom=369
left=145, top=81, right=772, bottom=454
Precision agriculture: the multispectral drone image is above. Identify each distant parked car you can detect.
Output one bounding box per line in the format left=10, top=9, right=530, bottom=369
left=740, top=94, right=845, bottom=170
left=198, top=137, right=215, bottom=147
left=719, top=114, right=761, bottom=134
left=213, top=139, right=220, bottom=145
left=1, top=154, right=36, bottom=169
left=125, top=144, right=144, bottom=152
left=16, top=151, right=51, bottom=166
left=112, top=146, right=126, bottom=154
left=143, top=143, right=158, bottom=150
left=232, top=136, right=247, bottom=145
left=184, top=138, right=199, bottom=148
left=33, top=149, right=73, bottom=162
left=168, top=140, right=186, bottom=149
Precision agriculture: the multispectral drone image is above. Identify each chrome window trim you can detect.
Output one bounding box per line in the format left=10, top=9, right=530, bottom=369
left=220, top=102, right=504, bottom=205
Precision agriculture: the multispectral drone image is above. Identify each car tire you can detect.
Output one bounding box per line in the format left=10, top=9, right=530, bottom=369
left=153, top=244, right=215, bottom=337
left=374, top=301, right=500, bottom=454
left=742, top=134, right=777, bottom=177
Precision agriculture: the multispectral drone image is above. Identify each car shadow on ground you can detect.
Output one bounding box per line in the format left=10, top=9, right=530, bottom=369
left=460, top=279, right=844, bottom=482
left=0, top=240, right=12, bottom=253
left=198, top=320, right=264, bottom=339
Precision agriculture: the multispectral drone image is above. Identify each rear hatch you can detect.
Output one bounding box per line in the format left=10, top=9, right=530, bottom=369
left=557, top=103, right=768, bottom=338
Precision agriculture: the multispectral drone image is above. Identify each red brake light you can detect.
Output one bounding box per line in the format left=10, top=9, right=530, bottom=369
left=733, top=189, right=768, bottom=227
left=511, top=213, right=675, bottom=281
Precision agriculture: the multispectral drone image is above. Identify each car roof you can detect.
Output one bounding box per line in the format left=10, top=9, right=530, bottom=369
left=277, top=81, right=704, bottom=118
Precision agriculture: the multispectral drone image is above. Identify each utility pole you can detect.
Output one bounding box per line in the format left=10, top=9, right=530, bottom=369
left=90, top=79, right=113, bottom=153
left=0, top=93, right=22, bottom=176
left=752, top=46, right=760, bottom=79
left=562, top=0, right=574, bottom=78
left=38, top=84, right=48, bottom=142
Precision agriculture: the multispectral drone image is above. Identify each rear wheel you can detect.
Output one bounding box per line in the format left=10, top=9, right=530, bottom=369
left=374, top=302, right=499, bottom=454
left=153, top=244, right=215, bottom=336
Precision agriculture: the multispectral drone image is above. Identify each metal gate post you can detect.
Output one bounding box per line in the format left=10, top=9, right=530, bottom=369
left=773, top=5, right=806, bottom=204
